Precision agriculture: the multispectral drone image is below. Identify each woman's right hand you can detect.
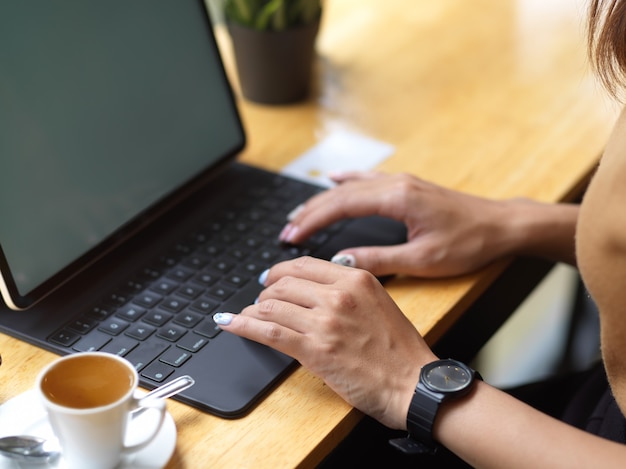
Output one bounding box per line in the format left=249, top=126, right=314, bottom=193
left=280, top=172, right=540, bottom=277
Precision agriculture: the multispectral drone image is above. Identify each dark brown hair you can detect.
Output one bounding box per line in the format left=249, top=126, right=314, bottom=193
left=589, top=0, right=626, bottom=99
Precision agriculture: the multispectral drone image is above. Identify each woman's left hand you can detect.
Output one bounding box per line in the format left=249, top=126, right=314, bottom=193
left=213, top=256, right=437, bottom=429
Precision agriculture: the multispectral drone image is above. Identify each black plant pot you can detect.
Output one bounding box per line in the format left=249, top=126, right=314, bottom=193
left=227, top=20, right=320, bottom=105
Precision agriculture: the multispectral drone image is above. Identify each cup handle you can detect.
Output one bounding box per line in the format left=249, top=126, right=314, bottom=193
left=122, top=397, right=167, bottom=454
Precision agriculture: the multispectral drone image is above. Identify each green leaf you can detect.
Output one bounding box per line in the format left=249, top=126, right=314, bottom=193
left=225, top=0, right=321, bottom=31
left=254, top=0, right=283, bottom=30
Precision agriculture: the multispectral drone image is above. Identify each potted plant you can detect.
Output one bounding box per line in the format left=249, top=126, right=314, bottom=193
left=222, top=0, right=323, bottom=105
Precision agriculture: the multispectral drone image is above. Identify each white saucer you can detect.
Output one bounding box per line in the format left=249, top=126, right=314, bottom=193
left=0, top=389, right=176, bottom=468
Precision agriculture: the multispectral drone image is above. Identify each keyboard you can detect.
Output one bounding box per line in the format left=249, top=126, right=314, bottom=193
left=46, top=172, right=330, bottom=384
left=17, top=163, right=405, bottom=416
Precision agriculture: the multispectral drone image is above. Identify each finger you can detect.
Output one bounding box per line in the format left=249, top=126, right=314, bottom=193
left=212, top=311, right=305, bottom=359
left=263, top=256, right=348, bottom=287
left=250, top=295, right=321, bottom=333
left=328, top=170, right=384, bottom=184
left=330, top=243, right=439, bottom=277
left=279, top=191, right=353, bottom=243
left=259, top=273, right=328, bottom=308
left=281, top=182, right=395, bottom=243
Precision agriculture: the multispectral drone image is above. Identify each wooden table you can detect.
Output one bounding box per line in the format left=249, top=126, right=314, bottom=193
left=0, top=1, right=620, bottom=467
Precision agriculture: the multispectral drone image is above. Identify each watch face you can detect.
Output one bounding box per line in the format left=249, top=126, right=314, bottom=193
left=422, top=360, right=472, bottom=393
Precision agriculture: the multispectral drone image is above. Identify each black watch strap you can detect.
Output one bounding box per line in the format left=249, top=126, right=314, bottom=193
left=405, top=383, right=445, bottom=448
left=389, top=359, right=480, bottom=455
left=389, top=384, right=443, bottom=455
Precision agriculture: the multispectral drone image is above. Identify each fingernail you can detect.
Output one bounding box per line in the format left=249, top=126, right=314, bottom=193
left=279, top=223, right=293, bottom=242
left=213, top=312, right=234, bottom=326
left=286, top=204, right=305, bottom=221
left=258, top=269, right=269, bottom=285
left=279, top=224, right=299, bottom=243
left=331, top=253, right=356, bottom=267
left=327, top=170, right=346, bottom=180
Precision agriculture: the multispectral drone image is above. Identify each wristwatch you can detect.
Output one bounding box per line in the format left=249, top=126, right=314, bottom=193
left=390, top=358, right=481, bottom=454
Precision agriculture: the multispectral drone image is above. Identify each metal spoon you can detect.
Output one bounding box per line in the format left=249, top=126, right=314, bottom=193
left=138, top=374, right=195, bottom=404
left=0, top=435, right=60, bottom=463
left=133, top=374, right=195, bottom=415
left=0, top=375, right=195, bottom=463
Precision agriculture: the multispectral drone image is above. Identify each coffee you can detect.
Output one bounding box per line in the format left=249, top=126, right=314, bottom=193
left=41, top=354, right=135, bottom=408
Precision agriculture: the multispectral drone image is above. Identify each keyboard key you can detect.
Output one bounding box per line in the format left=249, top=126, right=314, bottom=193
left=139, top=266, right=162, bottom=281
left=141, top=361, right=175, bottom=383
left=157, top=324, right=187, bottom=342
left=205, top=284, right=235, bottom=301
left=98, top=318, right=130, bottom=336
left=190, top=298, right=220, bottom=315
left=116, top=304, right=146, bottom=322
left=101, top=336, right=139, bottom=356
left=67, top=317, right=98, bottom=335
left=86, top=305, right=115, bottom=321
left=72, top=332, right=112, bottom=352
left=125, top=341, right=170, bottom=371
left=195, top=317, right=221, bottom=339
left=177, top=333, right=208, bottom=352
left=173, top=242, right=193, bottom=256
left=247, top=208, right=267, bottom=222
left=119, top=277, right=147, bottom=294
left=125, top=323, right=156, bottom=341
left=210, top=258, right=235, bottom=273
left=217, top=231, right=239, bottom=244
left=254, top=222, right=279, bottom=238
left=177, top=284, right=203, bottom=300
left=150, top=279, right=179, bottom=296
left=307, top=231, right=330, bottom=246
left=255, top=248, right=279, bottom=263
left=159, top=348, right=191, bottom=367
left=192, top=272, right=218, bottom=287
left=242, top=235, right=263, bottom=248
left=237, top=261, right=266, bottom=275
left=143, top=310, right=173, bottom=327
left=160, top=297, right=189, bottom=313
left=49, top=329, right=81, bottom=347
left=103, top=291, right=130, bottom=307
left=173, top=311, right=203, bottom=328
left=182, top=254, right=209, bottom=270
left=223, top=272, right=248, bottom=287
left=167, top=267, right=195, bottom=282
left=199, top=242, right=224, bottom=257
left=134, top=291, right=163, bottom=308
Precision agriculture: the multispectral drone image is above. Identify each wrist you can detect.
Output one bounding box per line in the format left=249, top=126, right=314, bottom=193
left=390, top=359, right=481, bottom=454
left=387, top=356, right=437, bottom=431
left=496, top=199, right=579, bottom=265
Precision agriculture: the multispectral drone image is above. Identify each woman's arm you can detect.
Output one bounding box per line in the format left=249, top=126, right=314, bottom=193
left=213, top=256, right=626, bottom=469
left=436, top=380, right=626, bottom=469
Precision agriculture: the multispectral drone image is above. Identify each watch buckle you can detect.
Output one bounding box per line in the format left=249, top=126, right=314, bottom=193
left=388, top=436, right=438, bottom=455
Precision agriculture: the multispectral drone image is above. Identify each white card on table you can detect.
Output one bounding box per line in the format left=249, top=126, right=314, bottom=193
left=281, top=130, right=395, bottom=187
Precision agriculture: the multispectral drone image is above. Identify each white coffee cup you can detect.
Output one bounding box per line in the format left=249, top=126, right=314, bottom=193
left=36, top=352, right=166, bottom=469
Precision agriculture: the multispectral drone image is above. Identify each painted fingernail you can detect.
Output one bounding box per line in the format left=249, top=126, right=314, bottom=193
left=258, top=268, right=270, bottom=285
left=213, top=312, right=234, bottom=326
left=286, top=204, right=305, bottom=221
left=331, top=253, right=356, bottom=267
left=327, top=170, right=346, bottom=180
left=279, top=223, right=292, bottom=242
left=279, top=224, right=299, bottom=243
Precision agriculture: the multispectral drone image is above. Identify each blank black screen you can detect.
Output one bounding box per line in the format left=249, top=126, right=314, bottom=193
left=0, top=0, right=242, bottom=297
